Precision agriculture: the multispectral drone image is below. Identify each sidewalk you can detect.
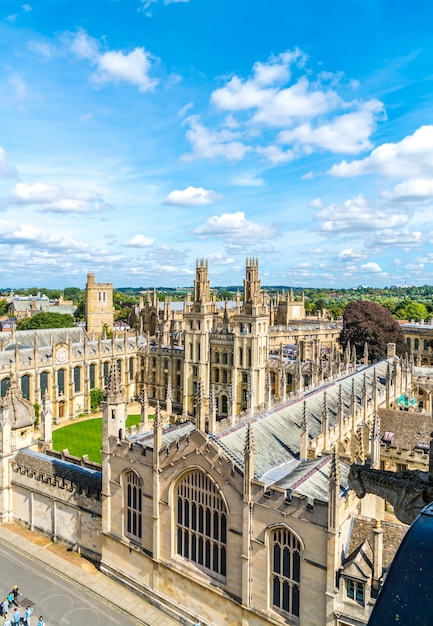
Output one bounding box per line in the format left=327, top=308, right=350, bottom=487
left=0, top=523, right=183, bottom=626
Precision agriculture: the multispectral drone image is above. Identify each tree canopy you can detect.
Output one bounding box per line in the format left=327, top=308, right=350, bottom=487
left=339, top=300, right=406, bottom=361
left=17, top=312, right=76, bottom=330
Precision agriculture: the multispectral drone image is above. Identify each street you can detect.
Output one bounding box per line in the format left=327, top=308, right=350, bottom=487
left=0, top=540, right=141, bottom=626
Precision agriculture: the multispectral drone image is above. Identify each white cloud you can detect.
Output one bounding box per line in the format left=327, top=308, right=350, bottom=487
left=163, top=186, right=221, bottom=206
left=330, top=125, right=433, bottom=178
left=310, top=198, right=322, bottom=209
left=69, top=29, right=158, bottom=92
left=278, top=101, right=384, bottom=155
left=360, top=262, right=382, bottom=273
left=27, top=40, right=56, bottom=59
left=0, top=219, right=87, bottom=250
left=194, top=211, right=277, bottom=242
left=316, top=194, right=409, bottom=233
left=6, top=182, right=112, bottom=214
left=182, top=117, right=251, bottom=161
left=124, top=234, right=155, bottom=247
left=256, top=145, right=293, bottom=164
left=206, top=253, right=234, bottom=265
left=382, top=178, right=433, bottom=202
left=231, top=172, right=264, bottom=187
left=337, top=248, right=365, bottom=261
left=0, top=148, right=17, bottom=178
left=22, top=4, right=32, bottom=11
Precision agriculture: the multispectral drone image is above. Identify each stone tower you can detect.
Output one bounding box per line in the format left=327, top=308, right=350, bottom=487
left=85, top=273, right=114, bottom=337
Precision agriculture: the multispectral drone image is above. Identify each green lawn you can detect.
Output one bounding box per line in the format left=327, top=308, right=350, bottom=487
left=52, top=414, right=142, bottom=464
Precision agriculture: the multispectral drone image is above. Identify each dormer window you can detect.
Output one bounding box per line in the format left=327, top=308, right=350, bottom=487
left=346, top=579, right=365, bottom=606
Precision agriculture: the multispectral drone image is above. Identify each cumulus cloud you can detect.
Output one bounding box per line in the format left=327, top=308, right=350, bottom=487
left=231, top=172, right=264, bottom=187
left=382, top=178, right=433, bottom=202
left=329, top=125, right=433, bottom=178
left=337, top=248, right=366, bottom=261
left=6, top=182, right=113, bottom=214
left=360, top=262, right=382, bottom=273
left=68, top=29, right=158, bottom=92
left=182, top=117, right=251, bottom=161
left=0, top=148, right=17, bottom=178
left=316, top=194, right=409, bottom=233
left=278, top=102, right=384, bottom=154
left=0, top=219, right=87, bottom=250
left=193, top=211, right=277, bottom=242
left=124, top=234, right=155, bottom=247
left=184, top=48, right=383, bottom=164
left=163, top=186, right=221, bottom=206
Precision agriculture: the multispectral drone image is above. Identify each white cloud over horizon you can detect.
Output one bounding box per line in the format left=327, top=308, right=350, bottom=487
left=163, top=186, right=222, bottom=206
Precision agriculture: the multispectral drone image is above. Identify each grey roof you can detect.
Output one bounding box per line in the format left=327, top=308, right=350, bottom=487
left=212, top=361, right=388, bottom=481
left=272, top=456, right=350, bottom=503
left=128, top=421, right=196, bottom=449
left=14, top=449, right=102, bottom=493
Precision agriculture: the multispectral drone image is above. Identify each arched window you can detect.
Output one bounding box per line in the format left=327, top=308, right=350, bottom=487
left=271, top=527, right=301, bottom=617
left=125, top=471, right=142, bottom=541
left=57, top=369, right=65, bottom=395
left=242, top=389, right=248, bottom=402
left=222, top=369, right=228, bottom=384
left=74, top=366, right=81, bottom=393
left=129, top=357, right=134, bottom=381
left=89, top=363, right=96, bottom=390
left=1, top=378, right=10, bottom=398
left=239, top=347, right=243, bottom=367
left=247, top=348, right=252, bottom=367
left=221, top=395, right=228, bottom=414
left=177, top=471, right=227, bottom=577
left=40, top=371, right=49, bottom=397
left=214, top=352, right=220, bottom=364
left=287, top=373, right=293, bottom=385
left=222, top=353, right=228, bottom=364
left=414, top=338, right=419, bottom=350
left=103, top=362, right=109, bottom=385
left=21, top=374, right=31, bottom=400
left=214, top=368, right=220, bottom=383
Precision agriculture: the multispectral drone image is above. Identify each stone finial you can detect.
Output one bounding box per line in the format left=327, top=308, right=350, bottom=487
left=330, top=445, right=340, bottom=485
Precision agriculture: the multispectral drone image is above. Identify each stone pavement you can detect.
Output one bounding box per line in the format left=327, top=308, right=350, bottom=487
left=0, top=524, right=186, bottom=626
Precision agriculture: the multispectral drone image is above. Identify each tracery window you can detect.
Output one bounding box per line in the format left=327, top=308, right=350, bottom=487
left=40, top=371, right=49, bottom=397
left=271, top=527, right=301, bottom=618
left=21, top=374, right=31, bottom=400
left=125, top=471, right=142, bottom=541
left=57, top=369, right=65, bottom=395
left=89, top=364, right=96, bottom=390
left=74, top=366, right=81, bottom=393
left=177, top=471, right=227, bottom=577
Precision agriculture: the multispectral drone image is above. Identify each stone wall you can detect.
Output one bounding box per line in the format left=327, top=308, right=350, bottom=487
left=11, top=450, right=102, bottom=560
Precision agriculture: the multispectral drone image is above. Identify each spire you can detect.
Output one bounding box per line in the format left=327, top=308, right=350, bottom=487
left=371, top=410, right=381, bottom=469
left=222, top=300, right=229, bottom=333
left=300, top=400, right=309, bottom=461
left=330, top=444, right=341, bottom=485
left=364, top=341, right=369, bottom=366
left=153, top=401, right=162, bottom=458
left=104, top=358, right=122, bottom=397
left=321, top=391, right=329, bottom=448
left=243, top=422, right=255, bottom=500
left=301, top=400, right=307, bottom=432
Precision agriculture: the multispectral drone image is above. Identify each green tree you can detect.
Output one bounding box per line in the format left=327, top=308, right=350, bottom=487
left=90, top=388, right=103, bottom=412
left=394, top=300, right=429, bottom=322
left=339, top=301, right=406, bottom=361
left=63, top=287, right=83, bottom=303
left=17, top=312, right=76, bottom=330
left=0, top=299, right=8, bottom=315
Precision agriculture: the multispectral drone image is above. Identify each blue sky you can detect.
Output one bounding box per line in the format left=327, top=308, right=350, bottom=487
left=1, top=0, right=433, bottom=289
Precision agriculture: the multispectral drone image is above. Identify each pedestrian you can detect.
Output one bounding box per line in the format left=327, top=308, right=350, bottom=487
left=7, top=592, right=13, bottom=608
left=25, top=606, right=33, bottom=625
left=12, top=608, right=21, bottom=625
left=12, top=586, right=21, bottom=607
left=0, top=597, right=7, bottom=616
left=37, top=617, right=44, bottom=626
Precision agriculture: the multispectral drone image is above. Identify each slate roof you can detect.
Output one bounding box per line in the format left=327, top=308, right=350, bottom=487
left=212, top=361, right=388, bottom=482
left=14, top=449, right=102, bottom=493
left=345, top=517, right=408, bottom=571
left=379, top=408, right=433, bottom=450
left=128, top=421, right=196, bottom=449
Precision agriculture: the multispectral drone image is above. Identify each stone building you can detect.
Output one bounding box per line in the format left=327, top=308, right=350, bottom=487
left=0, top=261, right=424, bottom=625
left=85, top=273, right=114, bottom=337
